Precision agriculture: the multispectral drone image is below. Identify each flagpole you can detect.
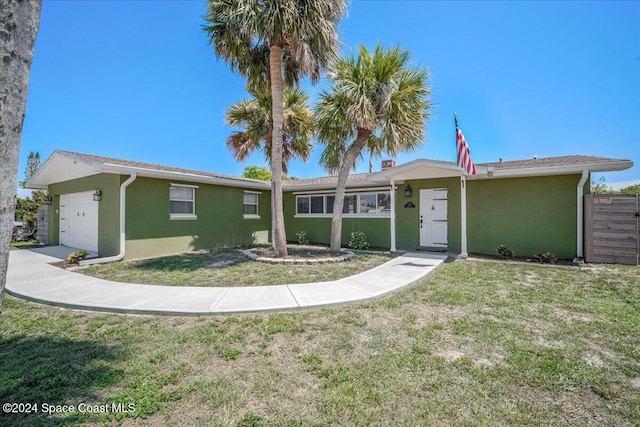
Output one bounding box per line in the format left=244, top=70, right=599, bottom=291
left=455, top=112, right=469, bottom=258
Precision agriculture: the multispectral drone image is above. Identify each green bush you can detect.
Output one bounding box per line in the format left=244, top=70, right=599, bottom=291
left=296, top=231, right=309, bottom=245
left=348, top=231, right=369, bottom=250
left=496, top=245, right=514, bottom=259
left=533, top=252, right=557, bottom=264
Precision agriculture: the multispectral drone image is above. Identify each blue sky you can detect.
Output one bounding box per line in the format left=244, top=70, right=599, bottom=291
left=20, top=0, right=639, bottom=186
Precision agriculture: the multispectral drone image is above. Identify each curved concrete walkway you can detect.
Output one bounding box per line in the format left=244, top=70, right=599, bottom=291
left=6, top=246, right=447, bottom=316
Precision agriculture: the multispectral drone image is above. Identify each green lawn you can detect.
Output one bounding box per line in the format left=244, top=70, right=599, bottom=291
left=78, top=249, right=395, bottom=287
left=1, top=260, right=638, bottom=426
left=9, top=240, right=41, bottom=250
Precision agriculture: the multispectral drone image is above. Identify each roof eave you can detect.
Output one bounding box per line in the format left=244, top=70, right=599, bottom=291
left=26, top=150, right=104, bottom=189
left=491, top=160, right=634, bottom=178
left=102, top=164, right=270, bottom=190
left=369, top=159, right=495, bottom=181
left=283, top=180, right=386, bottom=192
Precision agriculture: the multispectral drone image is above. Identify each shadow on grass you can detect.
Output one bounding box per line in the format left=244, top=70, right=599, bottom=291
left=129, top=250, right=251, bottom=272
left=9, top=240, right=43, bottom=251
left=0, top=335, right=124, bottom=426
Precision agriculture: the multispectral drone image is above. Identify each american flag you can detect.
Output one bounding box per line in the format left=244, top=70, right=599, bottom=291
left=456, top=123, right=476, bottom=175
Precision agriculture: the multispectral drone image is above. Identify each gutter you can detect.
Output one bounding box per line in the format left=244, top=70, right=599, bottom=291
left=488, top=161, right=633, bottom=179
left=80, top=173, right=137, bottom=266
left=102, top=164, right=269, bottom=191
left=574, top=169, right=589, bottom=263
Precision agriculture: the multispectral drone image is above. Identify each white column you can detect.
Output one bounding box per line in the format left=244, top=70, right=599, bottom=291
left=390, top=180, right=397, bottom=252
left=460, top=175, right=468, bottom=258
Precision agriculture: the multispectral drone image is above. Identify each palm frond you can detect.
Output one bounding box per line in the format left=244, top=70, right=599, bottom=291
left=225, top=84, right=314, bottom=173
left=316, top=43, right=432, bottom=173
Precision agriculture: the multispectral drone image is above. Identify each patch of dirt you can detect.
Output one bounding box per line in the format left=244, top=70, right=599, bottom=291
left=553, top=308, right=595, bottom=323
left=412, top=305, right=472, bottom=327
left=49, top=261, right=76, bottom=269
left=468, top=253, right=579, bottom=267
left=436, top=349, right=465, bottom=362
left=582, top=352, right=607, bottom=368
left=206, top=259, right=240, bottom=268
left=535, top=337, right=567, bottom=349
left=250, top=245, right=344, bottom=259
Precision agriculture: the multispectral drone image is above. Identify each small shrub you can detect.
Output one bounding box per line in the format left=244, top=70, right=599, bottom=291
left=66, top=250, right=89, bottom=264
left=533, top=252, right=557, bottom=264
left=348, top=231, right=369, bottom=250
left=496, top=245, right=514, bottom=259
left=66, top=252, right=78, bottom=264
left=296, top=230, right=309, bottom=245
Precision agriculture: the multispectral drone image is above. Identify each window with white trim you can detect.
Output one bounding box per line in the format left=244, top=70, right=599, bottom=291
left=170, top=184, right=197, bottom=220
left=295, top=191, right=391, bottom=216
left=243, top=192, right=260, bottom=219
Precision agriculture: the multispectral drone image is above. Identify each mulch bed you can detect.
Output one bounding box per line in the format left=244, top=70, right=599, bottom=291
left=468, top=253, right=578, bottom=267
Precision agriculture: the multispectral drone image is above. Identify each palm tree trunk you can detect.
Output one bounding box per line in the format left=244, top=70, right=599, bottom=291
left=269, top=45, right=288, bottom=257
left=0, top=0, right=42, bottom=316
left=329, top=130, right=372, bottom=253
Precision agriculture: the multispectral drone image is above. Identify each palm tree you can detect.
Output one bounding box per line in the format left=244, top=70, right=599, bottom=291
left=204, top=0, right=346, bottom=257
left=0, top=0, right=42, bottom=316
left=316, top=44, right=432, bottom=253
left=225, top=86, right=313, bottom=174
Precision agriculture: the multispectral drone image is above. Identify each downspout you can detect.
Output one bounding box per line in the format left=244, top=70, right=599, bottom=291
left=80, top=173, right=137, bottom=266
left=390, top=180, right=396, bottom=252
left=574, top=169, right=589, bottom=263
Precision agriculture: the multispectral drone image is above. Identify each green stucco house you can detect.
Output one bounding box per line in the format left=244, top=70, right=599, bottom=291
left=27, top=150, right=632, bottom=262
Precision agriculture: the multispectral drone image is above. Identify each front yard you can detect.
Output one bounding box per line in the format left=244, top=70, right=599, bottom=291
left=77, top=248, right=395, bottom=287
left=1, top=260, right=638, bottom=426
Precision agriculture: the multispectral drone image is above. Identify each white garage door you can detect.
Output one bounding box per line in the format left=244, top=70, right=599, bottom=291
left=60, top=191, right=99, bottom=252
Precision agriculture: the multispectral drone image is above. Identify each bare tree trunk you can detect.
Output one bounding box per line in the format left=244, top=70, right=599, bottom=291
left=269, top=45, right=288, bottom=257
left=329, top=131, right=371, bottom=253
left=0, top=0, right=42, bottom=315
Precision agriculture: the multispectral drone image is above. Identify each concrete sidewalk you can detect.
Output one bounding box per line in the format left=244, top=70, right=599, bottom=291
left=5, top=246, right=447, bottom=316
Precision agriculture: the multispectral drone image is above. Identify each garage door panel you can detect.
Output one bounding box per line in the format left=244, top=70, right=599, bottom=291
left=60, top=192, right=99, bottom=252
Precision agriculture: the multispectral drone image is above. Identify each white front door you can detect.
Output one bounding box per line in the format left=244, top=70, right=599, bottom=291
left=419, top=189, right=448, bottom=247
left=60, top=191, right=99, bottom=252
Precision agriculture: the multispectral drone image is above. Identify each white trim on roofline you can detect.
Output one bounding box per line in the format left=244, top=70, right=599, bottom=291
left=481, top=160, right=634, bottom=179
left=27, top=150, right=271, bottom=191
left=283, top=180, right=389, bottom=192
left=29, top=150, right=633, bottom=192
left=291, top=186, right=392, bottom=195
left=100, top=164, right=270, bottom=190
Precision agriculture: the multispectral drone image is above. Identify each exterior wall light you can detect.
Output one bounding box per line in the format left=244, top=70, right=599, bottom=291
left=93, top=188, right=102, bottom=201
left=404, top=184, right=412, bottom=197
left=44, top=195, right=53, bottom=205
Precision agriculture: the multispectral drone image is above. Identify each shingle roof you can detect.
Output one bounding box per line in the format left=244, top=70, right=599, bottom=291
left=56, top=150, right=267, bottom=185
left=478, top=155, right=630, bottom=170
left=48, top=151, right=631, bottom=190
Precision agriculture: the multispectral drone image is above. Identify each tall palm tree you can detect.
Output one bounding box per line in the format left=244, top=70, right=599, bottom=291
left=225, top=86, right=313, bottom=174
left=0, top=0, right=42, bottom=315
left=316, top=44, right=432, bottom=252
left=204, top=0, right=346, bottom=257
